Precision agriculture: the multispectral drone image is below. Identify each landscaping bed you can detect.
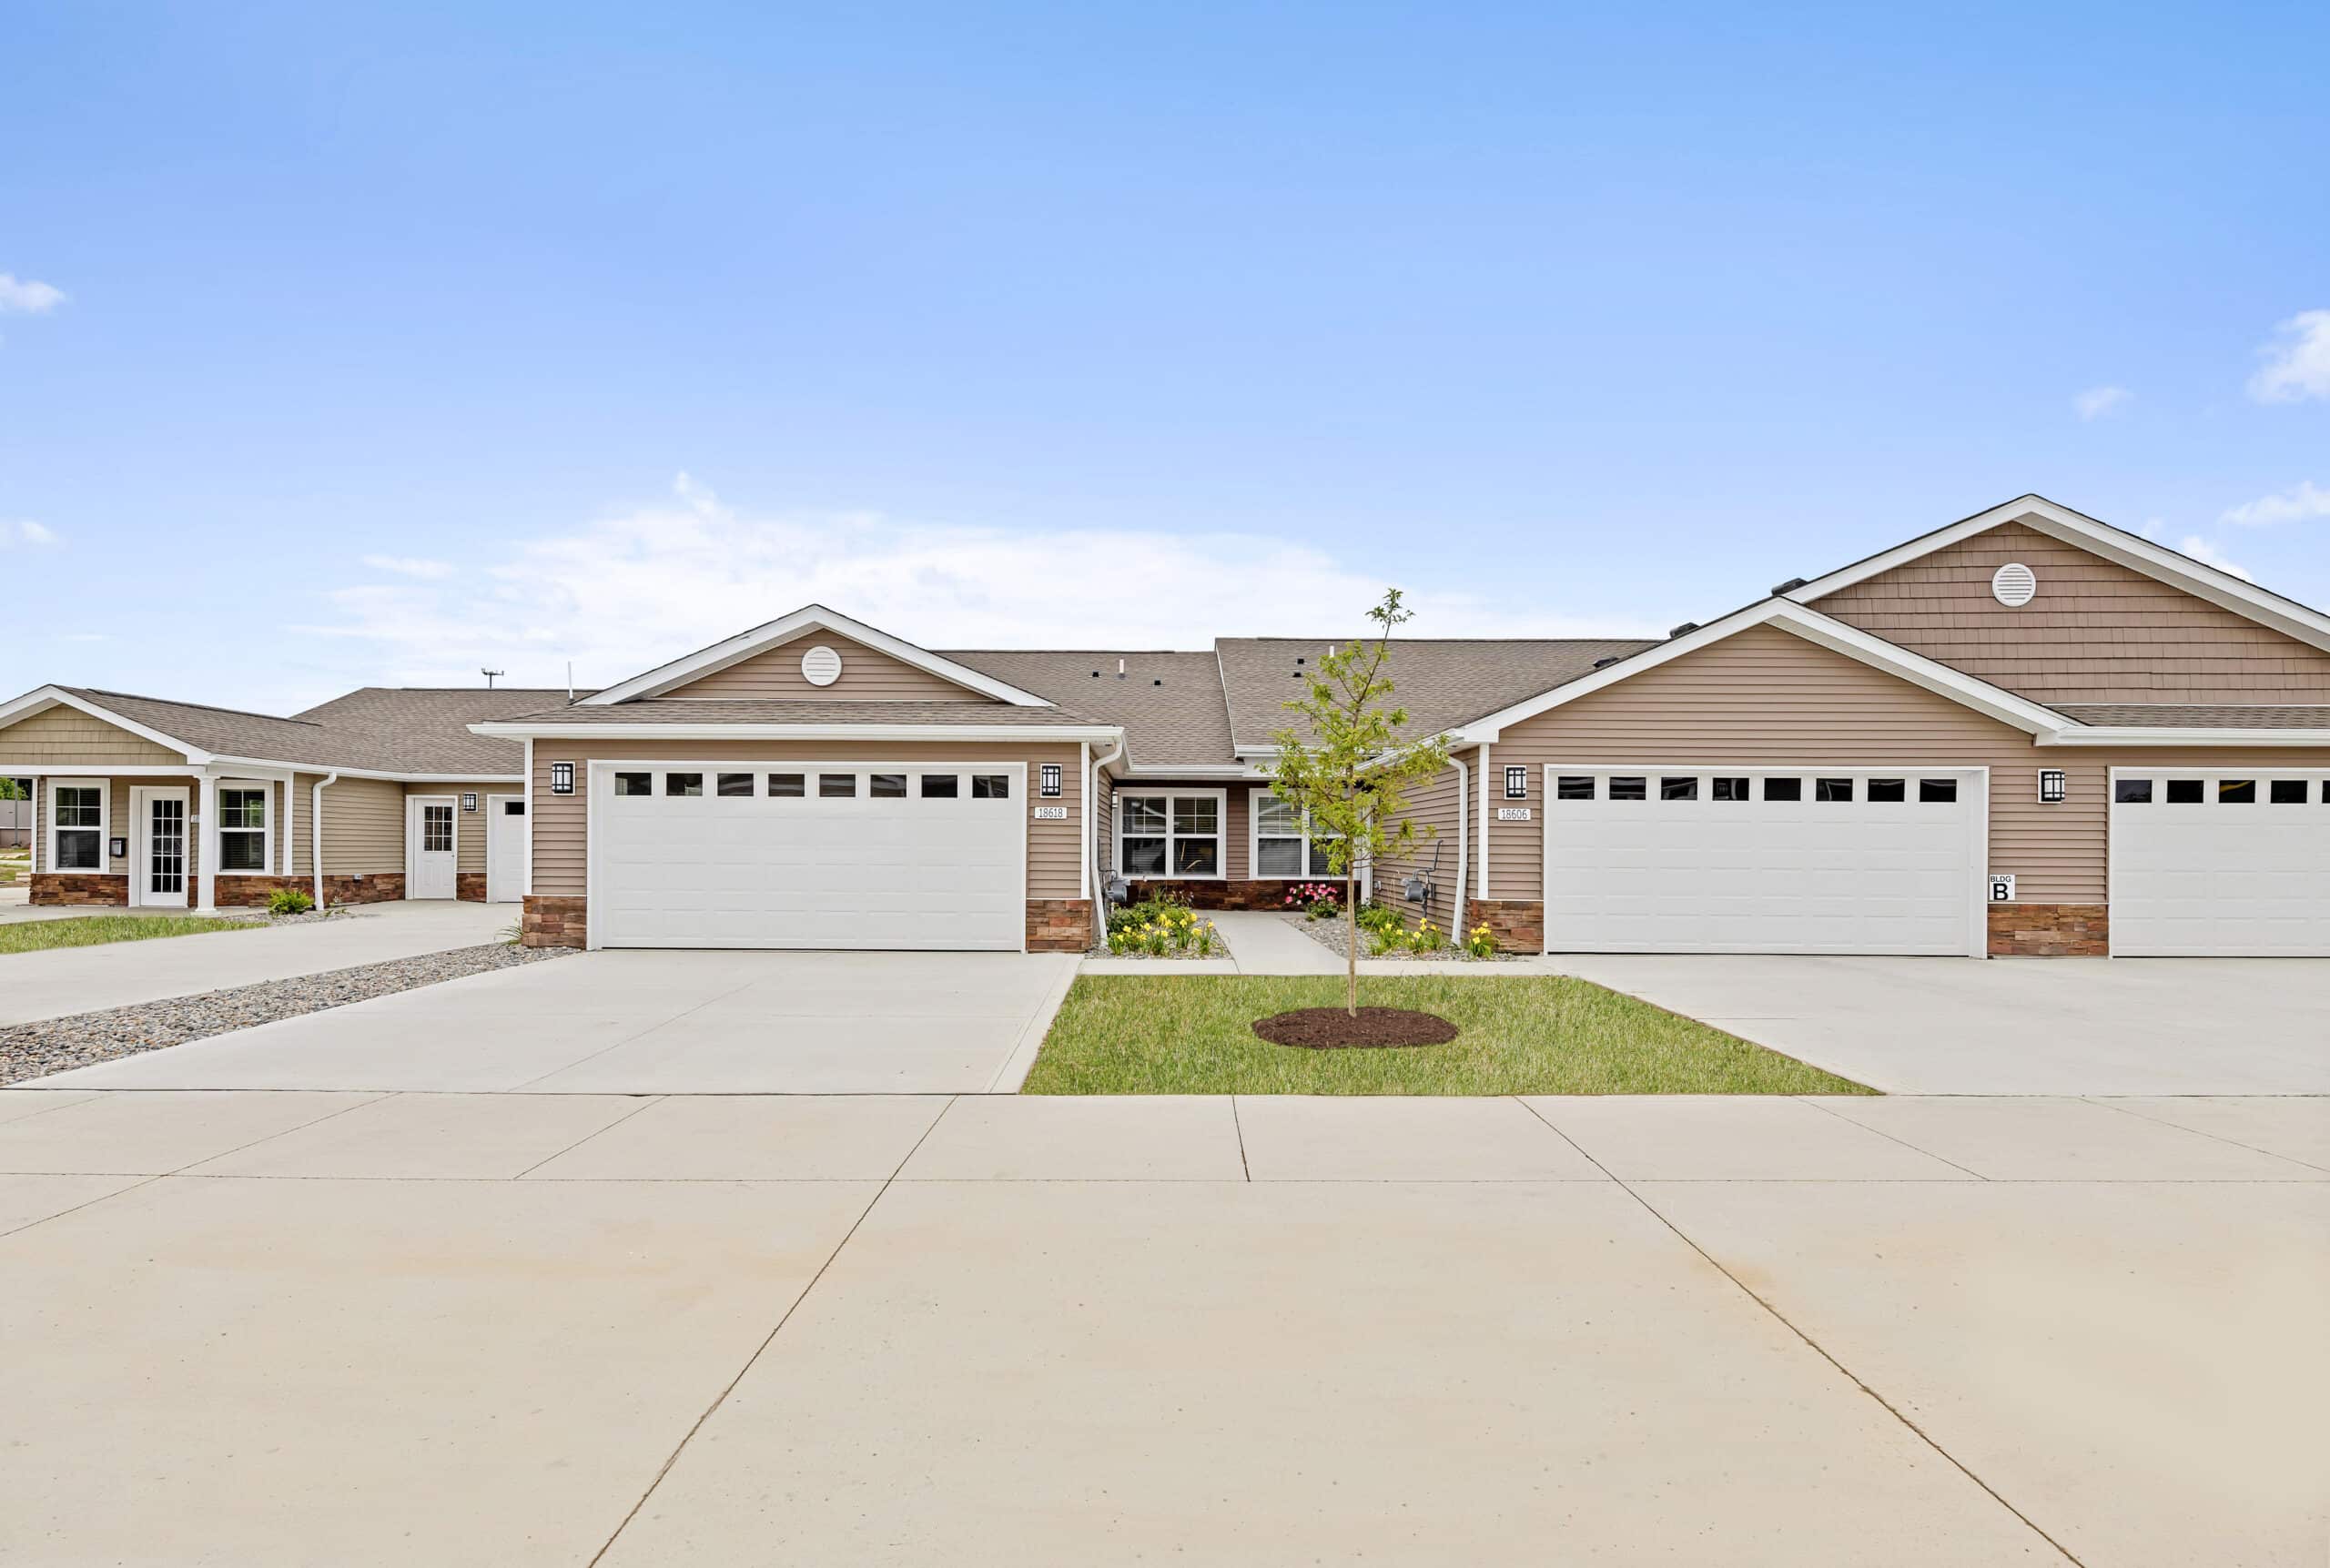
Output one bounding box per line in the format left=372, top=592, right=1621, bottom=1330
left=1022, top=975, right=1871, bottom=1096
left=1, top=942, right=574, bottom=1086
left=1093, top=899, right=1233, bottom=961
left=1285, top=911, right=1519, bottom=963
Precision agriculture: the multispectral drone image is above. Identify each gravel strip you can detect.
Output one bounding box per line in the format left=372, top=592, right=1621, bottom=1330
left=1, top=943, right=575, bottom=1086
left=1283, top=912, right=1518, bottom=963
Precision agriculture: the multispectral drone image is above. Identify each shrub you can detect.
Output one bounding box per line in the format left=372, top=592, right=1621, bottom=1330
left=267, top=887, right=316, bottom=916
left=1109, top=891, right=1190, bottom=938
left=1368, top=924, right=1403, bottom=956
left=1406, top=919, right=1442, bottom=955
left=1355, top=902, right=1403, bottom=937
left=1282, top=881, right=1341, bottom=918
left=1463, top=922, right=1497, bottom=959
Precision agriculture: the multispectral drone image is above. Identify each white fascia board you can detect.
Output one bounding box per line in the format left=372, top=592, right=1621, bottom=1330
left=579, top=603, right=1055, bottom=707
left=0, top=686, right=212, bottom=762
left=203, top=756, right=527, bottom=782
left=471, top=721, right=1126, bottom=744
left=2035, top=728, right=2330, bottom=748
left=1783, top=494, right=2330, bottom=654
left=1454, top=601, right=2072, bottom=742
left=1121, top=763, right=1271, bottom=780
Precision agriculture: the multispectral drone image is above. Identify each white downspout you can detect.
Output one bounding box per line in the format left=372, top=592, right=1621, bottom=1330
left=1088, top=731, right=1125, bottom=939
left=1476, top=744, right=1491, bottom=901
left=1450, top=753, right=1468, bottom=942
left=311, top=773, right=339, bottom=907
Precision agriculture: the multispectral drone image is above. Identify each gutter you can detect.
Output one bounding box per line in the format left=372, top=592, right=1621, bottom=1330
left=2033, top=727, right=2330, bottom=748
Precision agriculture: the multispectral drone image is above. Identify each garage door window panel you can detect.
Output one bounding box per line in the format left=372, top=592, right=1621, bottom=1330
left=921, top=774, right=959, bottom=798
left=715, top=774, right=754, bottom=797
left=2219, top=780, right=2256, bottom=804
left=820, top=774, right=856, bottom=798
left=1712, top=776, right=1748, bottom=802
left=2269, top=780, right=2307, bottom=804
left=972, top=774, right=1009, bottom=799
left=614, top=772, right=652, bottom=797
left=665, top=773, right=703, bottom=797
left=1919, top=779, right=1957, bottom=804
left=2166, top=779, right=2204, bottom=804
left=1762, top=777, right=1802, bottom=802
left=871, top=774, right=908, bottom=799
left=768, top=773, right=805, bottom=797
left=2116, top=779, right=2153, bottom=804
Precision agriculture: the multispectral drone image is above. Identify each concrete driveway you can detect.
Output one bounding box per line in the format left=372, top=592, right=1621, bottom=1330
left=0, top=1086, right=2319, bottom=1566
left=1553, top=953, right=2330, bottom=1095
left=0, top=899, right=510, bottom=1026
left=32, top=949, right=1081, bottom=1094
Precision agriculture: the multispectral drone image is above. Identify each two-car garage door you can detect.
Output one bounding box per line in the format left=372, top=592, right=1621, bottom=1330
left=593, top=763, right=1025, bottom=950
left=1542, top=766, right=1985, bottom=956
left=2110, top=770, right=2330, bottom=956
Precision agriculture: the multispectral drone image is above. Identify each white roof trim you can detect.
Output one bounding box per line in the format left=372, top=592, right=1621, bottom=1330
left=580, top=604, right=1056, bottom=707
left=471, top=721, right=1125, bottom=744
left=2035, top=728, right=2330, bottom=749
left=0, top=686, right=212, bottom=762
left=1454, top=600, right=2074, bottom=742
left=1783, top=494, right=2330, bottom=654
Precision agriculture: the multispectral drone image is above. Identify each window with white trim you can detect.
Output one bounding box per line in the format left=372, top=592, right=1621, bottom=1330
left=49, top=779, right=106, bottom=872
left=1117, top=791, right=1221, bottom=878
left=1251, top=788, right=1341, bottom=877
left=218, top=783, right=271, bottom=873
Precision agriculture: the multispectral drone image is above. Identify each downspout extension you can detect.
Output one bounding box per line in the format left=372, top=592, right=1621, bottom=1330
left=311, top=773, right=339, bottom=907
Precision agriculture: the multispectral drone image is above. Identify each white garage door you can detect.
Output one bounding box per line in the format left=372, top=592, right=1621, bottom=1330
left=1542, top=766, right=1985, bottom=956
left=2110, top=770, right=2330, bottom=957
left=593, top=763, right=1026, bottom=950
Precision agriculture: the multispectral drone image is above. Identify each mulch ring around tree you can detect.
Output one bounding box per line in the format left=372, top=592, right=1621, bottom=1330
left=1251, top=1007, right=1460, bottom=1050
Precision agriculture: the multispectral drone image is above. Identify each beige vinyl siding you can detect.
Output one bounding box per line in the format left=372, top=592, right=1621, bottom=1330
left=665, top=632, right=993, bottom=702
left=1485, top=624, right=2109, bottom=904
left=1811, top=521, right=2330, bottom=703
left=319, top=776, right=407, bottom=876
left=38, top=776, right=291, bottom=882
left=1374, top=760, right=1464, bottom=926
left=406, top=782, right=504, bottom=872
left=0, top=705, right=187, bottom=766
left=528, top=739, right=1085, bottom=901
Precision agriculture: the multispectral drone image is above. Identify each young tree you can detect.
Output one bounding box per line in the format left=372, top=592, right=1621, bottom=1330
left=1266, top=589, right=1453, bottom=1017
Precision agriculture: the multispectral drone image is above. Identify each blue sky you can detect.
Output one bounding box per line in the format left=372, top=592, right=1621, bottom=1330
left=5, top=1, right=2325, bottom=713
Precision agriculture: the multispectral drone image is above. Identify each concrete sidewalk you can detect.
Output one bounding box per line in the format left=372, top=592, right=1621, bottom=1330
left=0, top=1087, right=2319, bottom=1566
left=0, top=900, right=511, bottom=1026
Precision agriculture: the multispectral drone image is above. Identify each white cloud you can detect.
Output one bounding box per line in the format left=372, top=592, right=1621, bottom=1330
left=301, top=473, right=1658, bottom=687
left=2072, top=385, right=2131, bottom=420
left=360, top=553, right=456, bottom=579
left=2176, top=536, right=2253, bottom=582
left=0, top=274, right=65, bottom=314
left=2218, top=480, right=2330, bottom=528
left=0, top=519, right=57, bottom=548
left=2248, top=309, right=2330, bottom=403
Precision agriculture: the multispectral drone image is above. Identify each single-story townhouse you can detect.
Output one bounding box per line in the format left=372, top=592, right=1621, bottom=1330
left=6, top=495, right=2327, bottom=957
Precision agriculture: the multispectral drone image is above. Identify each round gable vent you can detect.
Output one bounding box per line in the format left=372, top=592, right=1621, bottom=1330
left=1991, top=562, right=2038, bottom=607
left=800, top=644, right=843, bottom=686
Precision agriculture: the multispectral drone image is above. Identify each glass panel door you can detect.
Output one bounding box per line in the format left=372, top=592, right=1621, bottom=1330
left=148, top=796, right=186, bottom=895
left=423, top=804, right=453, bottom=854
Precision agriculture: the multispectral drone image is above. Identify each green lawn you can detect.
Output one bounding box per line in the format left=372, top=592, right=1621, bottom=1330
left=0, top=914, right=262, bottom=956
left=1022, top=976, right=1872, bottom=1096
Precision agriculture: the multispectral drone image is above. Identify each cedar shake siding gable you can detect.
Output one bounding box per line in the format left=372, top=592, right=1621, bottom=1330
left=661, top=631, right=998, bottom=702
left=0, top=704, right=186, bottom=766
left=1808, top=521, right=2330, bottom=705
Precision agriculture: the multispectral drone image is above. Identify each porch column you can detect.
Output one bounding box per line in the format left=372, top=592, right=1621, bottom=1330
left=196, top=773, right=219, bottom=914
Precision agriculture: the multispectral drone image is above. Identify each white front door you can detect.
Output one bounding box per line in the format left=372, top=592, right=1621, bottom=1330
left=2110, top=769, right=2330, bottom=956
left=405, top=795, right=458, bottom=900
left=592, top=763, right=1026, bottom=950
left=486, top=794, right=525, bottom=904
left=130, top=786, right=190, bottom=909
left=1541, top=765, right=1987, bottom=956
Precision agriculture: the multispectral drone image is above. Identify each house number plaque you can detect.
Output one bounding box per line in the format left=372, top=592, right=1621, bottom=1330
left=1032, top=805, right=1069, bottom=820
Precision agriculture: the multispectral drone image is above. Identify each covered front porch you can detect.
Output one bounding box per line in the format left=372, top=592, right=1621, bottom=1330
left=20, top=766, right=326, bottom=914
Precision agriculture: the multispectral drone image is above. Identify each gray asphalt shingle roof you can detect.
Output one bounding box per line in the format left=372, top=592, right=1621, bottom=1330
left=56, top=686, right=578, bottom=775
left=939, top=651, right=1237, bottom=766
left=484, top=699, right=1115, bottom=728
left=2051, top=703, right=2330, bottom=729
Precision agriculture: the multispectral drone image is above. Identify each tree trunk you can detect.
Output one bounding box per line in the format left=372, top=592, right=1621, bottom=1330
left=1344, top=868, right=1358, bottom=1017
